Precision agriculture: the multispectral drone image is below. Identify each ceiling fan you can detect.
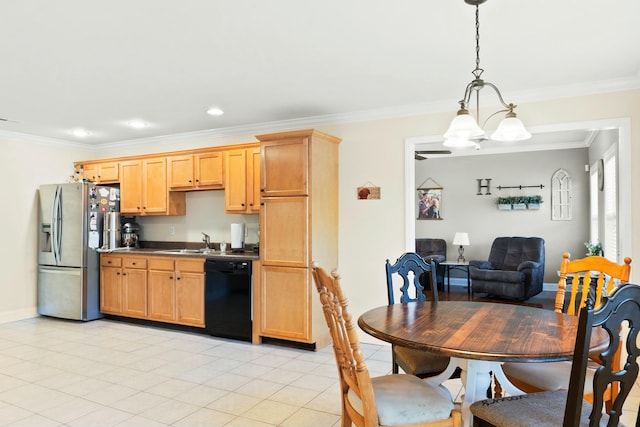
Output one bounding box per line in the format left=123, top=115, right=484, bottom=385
left=415, top=149, right=452, bottom=160
left=0, top=117, right=21, bottom=124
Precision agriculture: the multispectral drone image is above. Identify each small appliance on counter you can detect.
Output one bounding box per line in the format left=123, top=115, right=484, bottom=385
left=121, top=221, right=140, bottom=248
left=104, top=212, right=121, bottom=250
left=230, top=223, right=245, bottom=252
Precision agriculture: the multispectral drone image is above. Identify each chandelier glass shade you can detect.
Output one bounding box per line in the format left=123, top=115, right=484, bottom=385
left=444, top=0, right=531, bottom=146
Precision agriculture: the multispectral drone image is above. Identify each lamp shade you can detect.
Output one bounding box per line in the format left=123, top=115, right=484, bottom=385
left=490, top=116, right=531, bottom=142
left=453, top=232, right=470, bottom=246
left=443, top=111, right=484, bottom=140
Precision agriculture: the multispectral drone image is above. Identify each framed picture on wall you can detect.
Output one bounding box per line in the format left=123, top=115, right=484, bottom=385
left=417, top=187, right=442, bottom=220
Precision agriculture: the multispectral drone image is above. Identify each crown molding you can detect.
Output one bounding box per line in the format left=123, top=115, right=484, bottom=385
left=0, top=129, right=89, bottom=150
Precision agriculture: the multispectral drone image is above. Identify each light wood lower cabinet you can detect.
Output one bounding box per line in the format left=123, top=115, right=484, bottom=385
left=101, top=254, right=204, bottom=328
left=100, top=255, right=123, bottom=314
left=259, top=265, right=310, bottom=342
left=122, top=256, right=148, bottom=318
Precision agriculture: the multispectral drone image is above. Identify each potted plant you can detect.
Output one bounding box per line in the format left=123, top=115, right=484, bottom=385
left=527, top=195, right=543, bottom=210
left=585, top=241, right=603, bottom=256
left=512, top=196, right=527, bottom=210
left=497, top=197, right=512, bottom=211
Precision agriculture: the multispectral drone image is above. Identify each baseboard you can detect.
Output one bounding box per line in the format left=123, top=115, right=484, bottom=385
left=448, top=278, right=557, bottom=292
left=0, top=307, right=39, bottom=324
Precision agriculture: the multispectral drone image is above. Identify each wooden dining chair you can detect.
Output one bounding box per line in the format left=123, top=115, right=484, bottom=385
left=470, top=282, right=640, bottom=427
left=501, top=252, right=632, bottom=411
left=385, top=252, right=451, bottom=378
left=311, top=262, right=462, bottom=427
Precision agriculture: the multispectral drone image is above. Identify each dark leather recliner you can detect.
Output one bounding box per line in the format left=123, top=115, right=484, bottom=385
left=415, top=238, right=446, bottom=290
left=469, top=236, right=545, bottom=300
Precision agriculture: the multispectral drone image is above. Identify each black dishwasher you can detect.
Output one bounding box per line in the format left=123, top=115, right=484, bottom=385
left=204, top=259, right=252, bottom=341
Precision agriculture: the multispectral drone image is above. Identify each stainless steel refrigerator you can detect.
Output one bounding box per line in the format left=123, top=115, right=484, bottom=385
left=38, top=182, right=120, bottom=321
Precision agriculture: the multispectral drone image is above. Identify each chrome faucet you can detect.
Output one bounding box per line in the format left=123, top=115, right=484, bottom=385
left=202, top=232, right=211, bottom=249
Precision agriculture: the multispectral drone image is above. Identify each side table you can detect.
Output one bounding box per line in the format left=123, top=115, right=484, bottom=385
left=440, top=261, right=471, bottom=294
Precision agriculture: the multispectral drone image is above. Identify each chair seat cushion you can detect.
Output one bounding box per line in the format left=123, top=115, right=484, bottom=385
left=470, top=390, right=615, bottom=427
left=347, top=374, right=454, bottom=425
left=471, top=268, right=524, bottom=284
left=502, top=361, right=595, bottom=395
left=394, top=345, right=450, bottom=376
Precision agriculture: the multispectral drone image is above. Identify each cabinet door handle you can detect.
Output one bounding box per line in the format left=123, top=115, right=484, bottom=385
left=177, top=277, right=181, bottom=281
left=116, top=272, right=120, bottom=275
left=107, top=260, right=112, bottom=264
left=132, top=262, right=136, bottom=265
left=169, top=276, right=173, bottom=280
left=260, top=188, right=265, bottom=192
left=196, top=179, right=199, bottom=183
left=123, top=272, right=127, bottom=276
left=189, top=180, right=192, bottom=183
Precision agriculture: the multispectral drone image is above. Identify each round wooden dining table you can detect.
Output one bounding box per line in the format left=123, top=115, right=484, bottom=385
left=358, top=300, right=607, bottom=427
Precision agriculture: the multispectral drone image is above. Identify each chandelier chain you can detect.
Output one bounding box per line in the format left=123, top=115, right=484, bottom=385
left=475, top=5, right=480, bottom=71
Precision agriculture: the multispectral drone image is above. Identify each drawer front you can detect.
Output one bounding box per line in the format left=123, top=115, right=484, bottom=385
left=101, top=255, right=122, bottom=267
left=123, top=257, right=147, bottom=269
left=176, top=258, right=204, bottom=273
left=148, top=257, right=175, bottom=271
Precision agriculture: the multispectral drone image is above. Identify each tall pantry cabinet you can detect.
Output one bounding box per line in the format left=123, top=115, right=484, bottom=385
left=256, top=129, right=340, bottom=349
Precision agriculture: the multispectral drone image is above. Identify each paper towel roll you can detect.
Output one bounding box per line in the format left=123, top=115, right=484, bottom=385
left=231, top=223, right=245, bottom=250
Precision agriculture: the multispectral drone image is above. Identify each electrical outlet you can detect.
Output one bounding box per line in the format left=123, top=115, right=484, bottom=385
left=169, top=225, right=175, bottom=236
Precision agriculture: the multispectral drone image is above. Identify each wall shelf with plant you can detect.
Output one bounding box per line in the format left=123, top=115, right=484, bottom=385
left=496, top=196, right=543, bottom=211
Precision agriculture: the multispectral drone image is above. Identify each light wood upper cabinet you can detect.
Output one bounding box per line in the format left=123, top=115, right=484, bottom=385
left=143, top=157, right=168, bottom=214
left=76, top=161, right=119, bottom=184
left=167, top=150, right=224, bottom=190
left=121, top=158, right=185, bottom=216
left=225, top=147, right=260, bottom=214
left=120, top=160, right=143, bottom=214
left=167, top=155, right=194, bottom=189
left=260, top=137, right=308, bottom=197
left=195, top=151, right=224, bottom=188
left=248, top=147, right=261, bottom=213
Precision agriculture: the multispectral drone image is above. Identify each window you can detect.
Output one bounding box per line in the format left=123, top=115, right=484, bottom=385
left=603, top=148, right=617, bottom=262
left=589, top=165, right=598, bottom=244
left=551, top=169, right=572, bottom=221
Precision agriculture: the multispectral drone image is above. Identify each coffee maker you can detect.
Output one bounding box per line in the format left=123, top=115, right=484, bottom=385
left=121, top=221, right=140, bottom=248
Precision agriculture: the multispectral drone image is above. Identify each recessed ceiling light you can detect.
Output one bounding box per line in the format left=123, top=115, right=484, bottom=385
left=71, top=129, right=91, bottom=137
left=207, top=107, right=224, bottom=116
left=128, top=120, right=148, bottom=129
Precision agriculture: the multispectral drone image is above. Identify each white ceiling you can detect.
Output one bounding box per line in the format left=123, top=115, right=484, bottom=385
left=1, top=0, right=639, bottom=145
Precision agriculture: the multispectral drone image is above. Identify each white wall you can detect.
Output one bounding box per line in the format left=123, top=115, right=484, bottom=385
left=0, top=135, right=92, bottom=322
left=135, top=191, right=260, bottom=246
left=414, top=148, right=590, bottom=283
left=1, top=89, right=638, bottom=350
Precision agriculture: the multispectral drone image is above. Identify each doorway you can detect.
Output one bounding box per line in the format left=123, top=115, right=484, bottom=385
left=404, top=118, right=632, bottom=264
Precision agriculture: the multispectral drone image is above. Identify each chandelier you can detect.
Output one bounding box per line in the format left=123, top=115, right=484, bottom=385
left=443, top=0, right=531, bottom=148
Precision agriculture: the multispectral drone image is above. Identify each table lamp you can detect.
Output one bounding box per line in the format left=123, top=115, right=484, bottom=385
left=453, top=232, right=470, bottom=263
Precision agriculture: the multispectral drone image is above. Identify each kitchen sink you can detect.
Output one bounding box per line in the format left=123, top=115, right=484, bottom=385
left=154, top=248, right=215, bottom=254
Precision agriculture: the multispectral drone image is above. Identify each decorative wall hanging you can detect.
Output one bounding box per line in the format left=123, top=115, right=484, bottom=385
left=357, top=181, right=381, bottom=200
left=476, top=178, right=492, bottom=195
left=417, top=187, right=443, bottom=220
left=551, top=169, right=572, bottom=221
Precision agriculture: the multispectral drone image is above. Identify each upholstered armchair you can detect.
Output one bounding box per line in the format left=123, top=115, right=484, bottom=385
left=415, top=238, right=447, bottom=290
left=469, top=236, right=545, bottom=300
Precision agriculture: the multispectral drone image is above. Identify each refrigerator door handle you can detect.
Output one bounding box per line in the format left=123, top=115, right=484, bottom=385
left=52, top=185, right=62, bottom=265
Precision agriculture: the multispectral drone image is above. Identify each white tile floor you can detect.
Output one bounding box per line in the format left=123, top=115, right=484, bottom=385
left=0, top=317, right=637, bottom=426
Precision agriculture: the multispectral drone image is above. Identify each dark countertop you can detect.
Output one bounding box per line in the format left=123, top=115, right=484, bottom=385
left=97, top=244, right=260, bottom=261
